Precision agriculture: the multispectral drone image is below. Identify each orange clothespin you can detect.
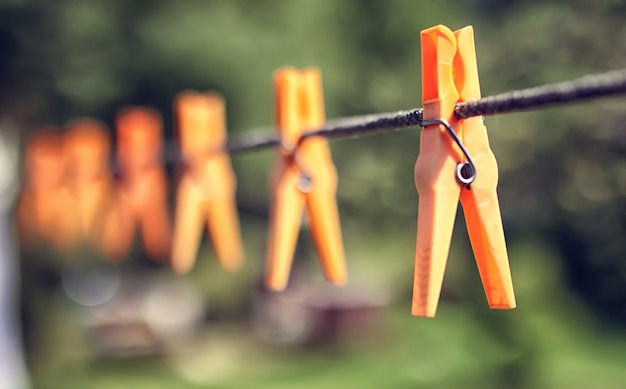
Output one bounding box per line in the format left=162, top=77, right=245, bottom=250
left=16, top=128, right=79, bottom=250
left=171, top=91, right=244, bottom=274
left=413, top=25, right=516, bottom=317
left=265, top=67, right=347, bottom=291
left=101, top=107, right=172, bottom=261
left=65, top=118, right=116, bottom=251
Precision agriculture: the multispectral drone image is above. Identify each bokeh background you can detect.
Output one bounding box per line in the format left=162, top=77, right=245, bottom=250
left=1, top=0, right=626, bottom=388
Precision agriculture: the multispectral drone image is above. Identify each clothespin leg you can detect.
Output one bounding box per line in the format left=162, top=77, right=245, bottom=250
left=206, top=187, right=244, bottom=272
left=51, top=199, right=81, bottom=250
left=98, top=197, right=135, bottom=260
left=171, top=175, right=205, bottom=274
left=139, top=197, right=172, bottom=260
left=413, top=128, right=463, bottom=318
left=265, top=165, right=305, bottom=291
left=458, top=117, right=516, bottom=309
left=305, top=179, right=347, bottom=286
left=15, top=193, right=36, bottom=246
left=461, top=186, right=516, bottom=309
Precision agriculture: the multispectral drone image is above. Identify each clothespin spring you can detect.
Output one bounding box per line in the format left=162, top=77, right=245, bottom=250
left=420, top=118, right=477, bottom=188
left=280, top=139, right=313, bottom=193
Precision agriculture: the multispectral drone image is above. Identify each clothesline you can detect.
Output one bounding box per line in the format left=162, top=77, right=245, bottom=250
left=153, top=67, right=626, bottom=164
left=228, top=68, right=626, bottom=153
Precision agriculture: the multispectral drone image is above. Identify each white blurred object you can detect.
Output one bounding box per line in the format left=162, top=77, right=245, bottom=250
left=61, top=261, right=121, bottom=307
left=0, top=124, right=31, bottom=389
left=141, top=277, right=204, bottom=342
left=79, top=273, right=205, bottom=357
left=0, top=126, right=19, bottom=209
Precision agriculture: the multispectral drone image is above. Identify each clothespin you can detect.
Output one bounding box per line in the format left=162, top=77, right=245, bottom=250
left=16, top=128, right=79, bottom=250
left=101, top=107, right=171, bottom=261
left=171, top=91, right=244, bottom=274
left=413, top=25, right=516, bottom=317
left=65, top=118, right=115, bottom=251
left=265, top=67, right=347, bottom=291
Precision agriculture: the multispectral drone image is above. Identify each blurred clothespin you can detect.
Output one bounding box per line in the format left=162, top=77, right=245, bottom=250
left=16, top=128, right=79, bottom=250
left=101, top=107, right=171, bottom=261
left=65, top=118, right=115, bottom=252
left=413, top=25, right=516, bottom=317
left=265, top=67, right=347, bottom=291
left=171, top=91, right=244, bottom=274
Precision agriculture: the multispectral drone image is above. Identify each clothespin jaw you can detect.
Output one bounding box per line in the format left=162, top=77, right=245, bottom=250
left=116, top=107, right=164, bottom=172
left=265, top=67, right=347, bottom=291
left=413, top=25, right=515, bottom=317
left=171, top=90, right=244, bottom=274
left=176, top=91, right=227, bottom=157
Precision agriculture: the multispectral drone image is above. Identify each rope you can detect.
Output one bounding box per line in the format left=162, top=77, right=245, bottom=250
left=226, top=109, right=425, bottom=154
left=219, top=68, right=626, bottom=154
left=455, top=68, right=626, bottom=118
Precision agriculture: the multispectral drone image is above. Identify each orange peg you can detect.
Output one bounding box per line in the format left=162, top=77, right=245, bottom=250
left=171, top=91, right=244, bottom=274
left=265, top=67, right=347, bottom=291
left=101, top=107, right=171, bottom=261
left=65, top=118, right=116, bottom=251
left=413, top=25, right=516, bottom=317
left=16, top=128, right=80, bottom=250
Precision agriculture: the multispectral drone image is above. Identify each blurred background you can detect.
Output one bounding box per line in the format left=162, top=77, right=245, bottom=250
left=1, top=0, right=626, bottom=388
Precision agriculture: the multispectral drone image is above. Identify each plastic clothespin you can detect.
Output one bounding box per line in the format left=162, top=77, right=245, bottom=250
left=65, top=118, right=115, bottom=251
left=265, top=67, right=347, bottom=291
left=171, top=91, right=244, bottom=274
left=101, top=107, right=172, bottom=261
left=413, top=25, right=516, bottom=317
left=17, top=128, right=79, bottom=250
